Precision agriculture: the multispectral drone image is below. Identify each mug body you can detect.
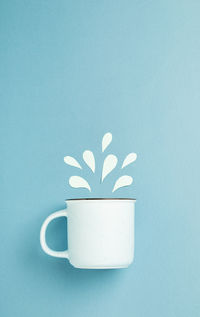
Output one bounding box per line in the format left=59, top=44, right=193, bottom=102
left=67, top=199, right=135, bottom=269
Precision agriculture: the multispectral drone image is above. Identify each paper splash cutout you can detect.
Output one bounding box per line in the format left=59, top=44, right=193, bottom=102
left=69, top=176, right=91, bottom=192
left=64, top=156, right=82, bottom=169
left=112, top=176, right=133, bottom=192
left=102, top=132, right=112, bottom=152
left=121, top=153, right=137, bottom=169
left=64, top=132, right=137, bottom=193
left=83, top=150, right=95, bottom=173
left=102, top=154, right=118, bottom=182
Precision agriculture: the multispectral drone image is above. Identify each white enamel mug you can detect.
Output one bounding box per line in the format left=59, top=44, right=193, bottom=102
left=40, top=198, right=136, bottom=269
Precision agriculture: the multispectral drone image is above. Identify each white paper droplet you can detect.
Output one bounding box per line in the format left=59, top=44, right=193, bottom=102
left=64, top=156, right=82, bottom=169
left=83, top=150, right=95, bottom=173
left=102, top=132, right=112, bottom=152
left=112, top=175, right=133, bottom=192
left=69, top=176, right=91, bottom=192
left=102, top=154, right=117, bottom=182
left=121, top=153, right=137, bottom=169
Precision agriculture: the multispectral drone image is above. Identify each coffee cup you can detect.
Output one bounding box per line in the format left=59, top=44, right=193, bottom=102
left=40, top=198, right=135, bottom=269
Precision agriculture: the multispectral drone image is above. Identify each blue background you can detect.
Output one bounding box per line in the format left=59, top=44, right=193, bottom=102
left=1, top=1, right=200, bottom=316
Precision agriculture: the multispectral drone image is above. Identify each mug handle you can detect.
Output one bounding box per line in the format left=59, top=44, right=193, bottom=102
left=40, top=209, right=69, bottom=259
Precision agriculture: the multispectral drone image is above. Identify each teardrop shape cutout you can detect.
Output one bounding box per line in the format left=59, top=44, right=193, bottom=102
left=102, top=132, right=112, bottom=152
left=102, top=154, right=117, bottom=182
left=112, top=175, right=133, bottom=192
left=69, top=176, right=91, bottom=192
left=64, top=156, right=82, bottom=169
left=83, top=150, right=95, bottom=173
left=121, top=153, right=137, bottom=169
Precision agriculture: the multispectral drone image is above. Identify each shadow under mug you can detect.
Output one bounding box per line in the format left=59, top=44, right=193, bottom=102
left=40, top=198, right=136, bottom=269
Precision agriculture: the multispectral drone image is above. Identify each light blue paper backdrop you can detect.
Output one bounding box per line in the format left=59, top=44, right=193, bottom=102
left=0, top=1, right=200, bottom=316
